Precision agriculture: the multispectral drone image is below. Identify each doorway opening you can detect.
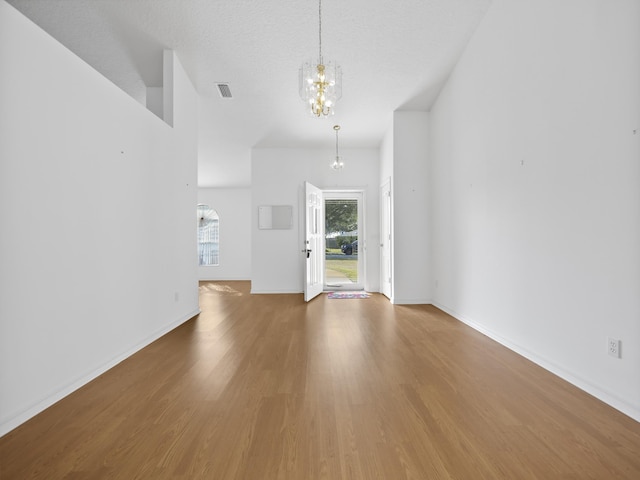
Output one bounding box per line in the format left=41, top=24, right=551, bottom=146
left=197, top=204, right=219, bottom=266
left=324, top=192, right=364, bottom=291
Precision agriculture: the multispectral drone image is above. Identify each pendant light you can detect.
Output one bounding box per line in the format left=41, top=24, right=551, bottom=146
left=331, top=125, right=344, bottom=170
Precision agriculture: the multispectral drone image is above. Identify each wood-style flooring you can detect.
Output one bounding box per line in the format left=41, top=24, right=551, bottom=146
left=1, top=281, right=639, bottom=479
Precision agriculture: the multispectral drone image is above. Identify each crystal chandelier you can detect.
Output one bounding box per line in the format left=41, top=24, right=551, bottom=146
left=299, top=0, right=342, bottom=117
left=331, top=125, right=344, bottom=170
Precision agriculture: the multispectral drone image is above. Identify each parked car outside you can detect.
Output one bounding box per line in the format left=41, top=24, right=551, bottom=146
left=341, top=240, right=358, bottom=255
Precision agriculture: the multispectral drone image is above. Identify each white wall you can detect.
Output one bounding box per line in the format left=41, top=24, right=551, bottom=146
left=429, top=0, right=640, bottom=420
left=0, top=2, right=200, bottom=435
left=251, top=148, right=380, bottom=294
left=392, top=112, right=431, bottom=304
left=198, top=188, right=251, bottom=280
left=379, top=125, right=394, bottom=185
left=378, top=112, right=431, bottom=304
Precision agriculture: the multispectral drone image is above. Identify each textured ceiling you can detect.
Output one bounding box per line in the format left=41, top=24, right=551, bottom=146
left=7, top=0, right=491, bottom=187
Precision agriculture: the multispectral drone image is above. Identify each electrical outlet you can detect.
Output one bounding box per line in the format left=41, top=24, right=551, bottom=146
left=174, top=291, right=180, bottom=302
left=608, top=337, right=621, bottom=358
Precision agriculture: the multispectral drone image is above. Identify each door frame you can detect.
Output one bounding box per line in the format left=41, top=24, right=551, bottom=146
left=380, top=179, right=392, bottom=299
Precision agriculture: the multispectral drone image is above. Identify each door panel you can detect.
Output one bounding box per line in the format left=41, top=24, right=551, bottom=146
left=304, top=181, right=324, bottom=302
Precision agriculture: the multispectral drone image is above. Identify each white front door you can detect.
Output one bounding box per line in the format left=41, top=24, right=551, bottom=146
left=380, top=180, right=391, bottom=299
left=304, top=181, right=324, bottom=302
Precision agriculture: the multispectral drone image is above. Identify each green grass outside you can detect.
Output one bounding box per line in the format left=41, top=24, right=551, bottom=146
left=325, top=258, right=358, bottom=282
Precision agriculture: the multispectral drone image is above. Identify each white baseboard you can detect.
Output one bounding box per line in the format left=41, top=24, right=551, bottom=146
left=0, top=308, right=200, bottom=437
left=391, top=297, right=431, bottom=305
left=250, top=289, right=302, bottom=294
left=198, top=277, right=251, bottom=281
left=432, top=301, right=640, bottom=423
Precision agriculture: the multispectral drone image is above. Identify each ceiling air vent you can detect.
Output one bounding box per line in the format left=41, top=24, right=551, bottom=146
left=216, top=83, right=233, bottom=99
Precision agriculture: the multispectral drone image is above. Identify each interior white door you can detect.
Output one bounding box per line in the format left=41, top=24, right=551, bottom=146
left=304, top=181, right=324, bottom=302
left=380, top=180, right=392, bottom=299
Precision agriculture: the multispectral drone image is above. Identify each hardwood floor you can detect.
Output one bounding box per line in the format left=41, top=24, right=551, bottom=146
left=1, top=281, right=639, bottom=479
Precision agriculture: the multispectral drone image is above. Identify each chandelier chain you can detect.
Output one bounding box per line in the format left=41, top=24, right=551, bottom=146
left=318, top=0, right=323, bottom=63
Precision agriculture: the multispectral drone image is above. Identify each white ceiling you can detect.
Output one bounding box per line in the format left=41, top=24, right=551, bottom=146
left=7, top=0, right=491, bottom=187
